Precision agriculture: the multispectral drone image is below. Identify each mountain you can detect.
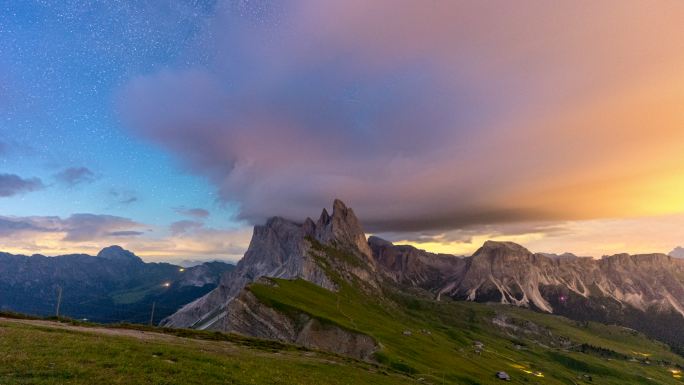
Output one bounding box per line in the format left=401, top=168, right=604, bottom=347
left=368, top=235, right=466, bottom=290
left=162, top=199, right=380, bottom=356
left=393, top=240, right=684, bottom=315
left=670, top=246, right=684, bottom=258
left=371, top=240, right=684, bottom=349
left=164, top=199, right=684, bottom=359
left=378, top=239, right=684, bottom=352
left=0, top=247, right=233, bottom=323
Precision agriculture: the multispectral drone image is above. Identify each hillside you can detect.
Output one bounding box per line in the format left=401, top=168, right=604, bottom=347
left=248, top=277, right=684, bottom=384
left=0, top=316, right=408, bottom=385
left=0, top=246, right=233, bottom=323
left=2, top=297, right=684, bottom=384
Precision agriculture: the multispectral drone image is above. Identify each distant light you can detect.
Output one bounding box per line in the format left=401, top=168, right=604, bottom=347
left=163, top=282, right=171, bottom=287
left=179, top=268, right=185, bottom=272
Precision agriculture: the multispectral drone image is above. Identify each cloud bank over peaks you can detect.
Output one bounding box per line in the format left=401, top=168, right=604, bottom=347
left=120, top=1, right=684, bottom=234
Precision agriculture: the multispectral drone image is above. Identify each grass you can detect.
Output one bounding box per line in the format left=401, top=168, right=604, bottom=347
left=250, top=278, right=684, bottom=384
left=245, top=243, right=684, bottom=384
left=0, top=320, right=410, bottom=385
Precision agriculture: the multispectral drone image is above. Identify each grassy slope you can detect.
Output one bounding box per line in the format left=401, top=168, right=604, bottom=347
left=0, top=320, right=410, bottom=385
left=247, top=243, right=684, bottom=384
left=2, top=288, right=683, bottom=385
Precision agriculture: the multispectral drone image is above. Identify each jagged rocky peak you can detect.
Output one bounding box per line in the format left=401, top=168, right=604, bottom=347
left=161, top=199, right=376, bottom=330
left=96, top=245, right=142, bottom=263
left=240, top=199, right=372, bottom=268
left=314, top=199, right=373, bottom=260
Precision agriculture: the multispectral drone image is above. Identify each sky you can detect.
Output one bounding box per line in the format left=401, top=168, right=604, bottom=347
left=1, top=1, right=684, bottom=262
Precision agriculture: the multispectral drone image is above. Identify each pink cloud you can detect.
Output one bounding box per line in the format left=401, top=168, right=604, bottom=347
left=119, top=1, right=684, bottom=234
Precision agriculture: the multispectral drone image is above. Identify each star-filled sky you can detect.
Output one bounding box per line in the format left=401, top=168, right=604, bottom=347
left=2, top=1, right=684, bottom=262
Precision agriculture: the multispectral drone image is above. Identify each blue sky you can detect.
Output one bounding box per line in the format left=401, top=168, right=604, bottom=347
left=0, top=1, right=248, bottom=260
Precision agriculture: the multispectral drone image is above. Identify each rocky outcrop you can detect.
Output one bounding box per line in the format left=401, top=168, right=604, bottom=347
left=316, top=199, right=374, bottom=262
left=176, top=262, right=230, bottom=287
left=211, top=279, right=378, bottom=360
left=369, top=236, right=466, bottom=290
left=162, top=199, right=375, bottom=330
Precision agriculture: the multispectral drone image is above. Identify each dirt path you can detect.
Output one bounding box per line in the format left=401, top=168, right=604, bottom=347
left=0, top=317, right=188, bottom=343
left=0, top=316, right=356, bottom=366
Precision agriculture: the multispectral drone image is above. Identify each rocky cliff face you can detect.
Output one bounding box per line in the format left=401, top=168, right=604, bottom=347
left=369, top=236, right=466, bottom=290
left=214, top=278, right=378, bottom=360
left=162, top=199, right=376, bottom=330
left=374, top=238, right=684, bottom=318
left=370, top=237, right=684, bottom=350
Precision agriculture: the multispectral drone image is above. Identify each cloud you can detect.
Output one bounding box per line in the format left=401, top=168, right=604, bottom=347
left=120, top=1, right=684, bottom=233
left=0, top=213, right=250, bottom=262
left=0, top=173, right=45, bottom=197
left=170, top=220, right=204, bottom=236
left=108, top=189, right=138, bottom=206
left=136, top=225, right=252, bottom=262
left=0, top=216, right=47, bottom=236
left=174, top=207, right=210, bottom=219
left=106, top=230, right=145, bottom=237
left=54, top=167, right=96, bottom=186
left=60, top=214, right=144, bottom=242
left=384, top=213, right=684, bottom=258
left=0, top=138, right=35, bottom=159
left=0, top=213, right=144, bottom=242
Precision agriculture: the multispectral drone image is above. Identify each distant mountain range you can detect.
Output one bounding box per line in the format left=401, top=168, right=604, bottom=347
left=0, top=246, right=233, bottom=324
left=162, top=199, right=684, bottom=356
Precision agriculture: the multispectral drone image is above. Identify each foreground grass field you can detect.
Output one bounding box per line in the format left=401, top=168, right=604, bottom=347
left=0, top=318, right=409, bottom=385
left=2, top=290, right=684, bottom=385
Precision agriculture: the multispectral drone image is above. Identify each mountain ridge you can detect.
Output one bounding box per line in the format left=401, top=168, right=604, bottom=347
left=0, top=246, right=233, bottom=323
left=163, top=199, right=684, bottom=355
